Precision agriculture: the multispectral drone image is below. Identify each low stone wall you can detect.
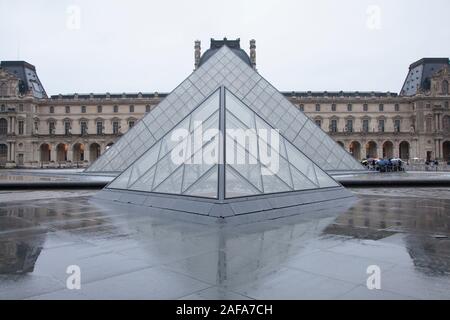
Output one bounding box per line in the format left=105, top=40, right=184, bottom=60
left=404, top=164, right=450, bottom=172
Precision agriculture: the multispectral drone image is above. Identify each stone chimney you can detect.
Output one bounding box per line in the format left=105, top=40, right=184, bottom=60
left=194, top=40, right=201, bottom=70
left=249, top=39, right=256, bottom=70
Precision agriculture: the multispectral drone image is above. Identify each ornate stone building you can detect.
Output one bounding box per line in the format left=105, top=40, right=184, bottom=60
left=0, top=42, right=449, bottom=168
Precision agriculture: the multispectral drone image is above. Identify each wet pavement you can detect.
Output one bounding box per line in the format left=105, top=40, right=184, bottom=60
left=0, top=188, right=450, bottom=299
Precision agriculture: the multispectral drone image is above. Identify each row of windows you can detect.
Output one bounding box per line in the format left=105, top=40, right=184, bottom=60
left=46, top=120, right=135, bottom=135
left=1, top=104, right=25, bottom=112
left=299, top=103, right=400, bottom=112
left=316, top=118, right=402, bottom=133
left=49, top=105, right=152, bottom=114
left=0, top=118, right=25, bottom=135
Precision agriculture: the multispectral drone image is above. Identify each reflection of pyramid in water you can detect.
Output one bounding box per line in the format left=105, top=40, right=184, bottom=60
left=87, top=45, right=363, bottom=173
left=107, top=88, right=341, bottom=199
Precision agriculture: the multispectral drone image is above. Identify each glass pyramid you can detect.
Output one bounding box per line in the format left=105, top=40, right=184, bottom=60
left=87, top=45, right=363, bottom=173
left=106, top=87, right=339, bottom=199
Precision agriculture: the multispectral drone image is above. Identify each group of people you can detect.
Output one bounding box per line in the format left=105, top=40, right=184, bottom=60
left=361, top=157, right=405, bottom=172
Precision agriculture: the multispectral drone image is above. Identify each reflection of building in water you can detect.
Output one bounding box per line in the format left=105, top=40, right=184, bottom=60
left=323, top=197, right=450, bottom=274
left=0, top=216, right=46, bottom=274
left=405, top=235, right=450, bottom=275
left=0, top=201, right=114, bottom=274
left=324, top=197, right=450, bottom=238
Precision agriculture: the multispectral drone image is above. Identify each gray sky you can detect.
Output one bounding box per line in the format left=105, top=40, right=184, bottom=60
left=1, top=0, right=449, bottom=95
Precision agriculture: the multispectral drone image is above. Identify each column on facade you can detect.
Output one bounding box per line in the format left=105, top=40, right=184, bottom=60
left=11, top=142, right=15, bottom=162
left=376, top=142, right=383, bottom=159
left=50, top=144, right=57, bottom=162
left=67, top=147, right=74, bottom=162
left=438, top=139, right=443, bottom=160
left=84, top=144, right=90, bottom=163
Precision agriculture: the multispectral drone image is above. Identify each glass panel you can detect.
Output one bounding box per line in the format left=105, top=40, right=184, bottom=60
left=152, top=152, right=183, bottom=190
left=285, top=142, right=318, bottom=185
left=226, top=134, right=263, bottom=192
left=190, top=90, right=220, bottom=131
left=182, top=130, right=219, bottom=192
left=128, top=141, right=161, bottom=187
left=225, top=165, right=262, bottom=198
left=153, top=165, right=183, bottom=194
left=129, top=166, right=156, bottom=192
left=314, top=165, right=339, bottom=188
left=226, top=90, right=254, bottom=128
left=290, top=165, right=318, bottom=190
left=261, top=168, right=292, bottom=194
left=108, top=169, right=131, bottom=189
left=184, top=165, right=218, bottom=198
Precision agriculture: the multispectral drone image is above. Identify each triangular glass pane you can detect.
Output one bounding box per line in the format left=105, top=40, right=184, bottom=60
left=129, top=166, right=156, bottom=192
left=314, top=165, right=340, bottom=188
left=226, top=136, right=263, bottom=192
left=226, top=91, right=254, bottom=128
left=108, top=169, right=131, bottom=189
left=257, top=136, right=292, bottom=188
left=190, top=91, right=220, bottom=131
left=128, top=141, right=161, bottom=187
left=152, top=149, right=184, bottom=190
left=153, top=165, right=183, bottom=194
left=285, top=142, right=319, bottom=185
left=183, top=165, right=218, bottom=198
left=290, top=165, right=318, bottom=190
left=189, top=111, right=220, bottom=157
left=182, top=130, right=220, bottom=192
left=261, top=167, right=292, bottom=194
left=225, top=166, right=262, bottom=198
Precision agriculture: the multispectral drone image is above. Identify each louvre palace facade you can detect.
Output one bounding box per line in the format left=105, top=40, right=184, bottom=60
left=0, top=39, right=449, bottom=169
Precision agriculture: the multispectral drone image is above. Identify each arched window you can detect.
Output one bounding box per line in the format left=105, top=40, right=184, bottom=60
left=129, top=105, right=134, bottom=113
left=114, top=105, right=118, bottom=113
left=97, top=105, right=102, bottom=113
left=49, top=106, right=54, bottom=113
left=442, top=80, right=449, bottom=95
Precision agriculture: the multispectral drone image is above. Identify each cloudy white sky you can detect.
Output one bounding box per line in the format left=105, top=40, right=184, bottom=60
left=1, top=0, right=449, bottom=95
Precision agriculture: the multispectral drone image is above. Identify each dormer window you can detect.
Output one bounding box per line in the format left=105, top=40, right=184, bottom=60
left=443, top=80, right=449, bottom=95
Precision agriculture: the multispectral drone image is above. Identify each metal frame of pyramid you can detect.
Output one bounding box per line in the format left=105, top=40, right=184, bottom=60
left=95, top=84, right=354, bottom=222
left=86, top=45, right=364, bottom=174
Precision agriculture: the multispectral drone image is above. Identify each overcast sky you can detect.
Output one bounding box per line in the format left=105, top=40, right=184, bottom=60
left=1, top=0, right=449, bottom=95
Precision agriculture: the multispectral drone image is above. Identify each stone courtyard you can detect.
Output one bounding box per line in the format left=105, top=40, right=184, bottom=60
left=1, top=182, right=449, bottom=300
